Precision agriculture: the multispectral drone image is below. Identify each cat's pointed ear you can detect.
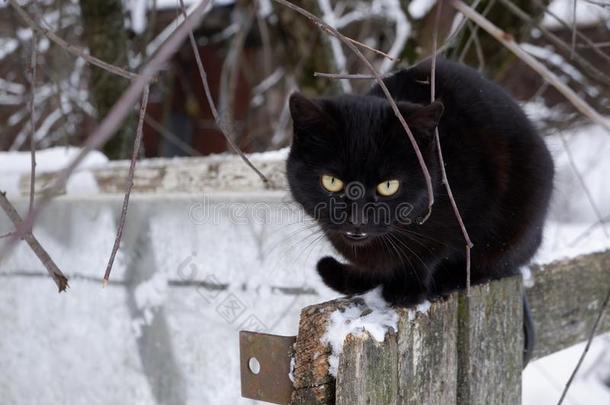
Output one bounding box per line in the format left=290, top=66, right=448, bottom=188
left=289, top=92, right=333, bottom=133
left=398, top=100, right=444, bottom=134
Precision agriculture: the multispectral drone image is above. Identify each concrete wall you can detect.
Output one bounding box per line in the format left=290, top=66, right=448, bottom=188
left=1, top=165, right=336, bottom=404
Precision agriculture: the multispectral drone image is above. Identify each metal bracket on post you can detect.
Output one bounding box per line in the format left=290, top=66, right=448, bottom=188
left=239, top=331, right=296, bottom=404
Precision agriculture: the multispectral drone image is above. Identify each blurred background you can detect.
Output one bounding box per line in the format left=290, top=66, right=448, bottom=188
left=0, top=0, right=609, bottom=404
left=1, top=0, right=608, bottom=158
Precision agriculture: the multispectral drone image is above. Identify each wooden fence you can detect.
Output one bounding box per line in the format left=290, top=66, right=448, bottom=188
left=241, top=249, right=610, bottom=404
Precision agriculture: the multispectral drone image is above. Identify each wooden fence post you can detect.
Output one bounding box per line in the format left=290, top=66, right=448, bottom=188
left=457, top=277, right=523, bottom=404
left=290, top=278, right=521, bottom=405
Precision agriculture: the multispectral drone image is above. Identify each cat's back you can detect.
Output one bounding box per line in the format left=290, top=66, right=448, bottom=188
left=369, top=59, right=531, bottom=136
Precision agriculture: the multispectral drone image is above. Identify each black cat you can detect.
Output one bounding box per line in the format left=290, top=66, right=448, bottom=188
left=286, top=60, right=554, bottom=362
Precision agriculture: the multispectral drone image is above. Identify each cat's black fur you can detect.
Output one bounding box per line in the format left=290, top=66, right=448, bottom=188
left=286, top=60, right=553, bottom=358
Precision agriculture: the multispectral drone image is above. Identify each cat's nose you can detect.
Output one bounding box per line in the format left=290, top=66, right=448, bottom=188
left=349, top=210, right=368, bottom=226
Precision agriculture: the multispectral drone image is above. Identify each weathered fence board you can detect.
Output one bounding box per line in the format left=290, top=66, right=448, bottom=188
left=457, top=277, right=522, bottom=404
left=527, top=250, right=610, bottom=360
left=290, top=299, right=352, bottom=404
left=288, top=249, right=610, bottom=405
left=336, top=332, right=399, bottom=405
left=397, top=296, right=458, bottom=405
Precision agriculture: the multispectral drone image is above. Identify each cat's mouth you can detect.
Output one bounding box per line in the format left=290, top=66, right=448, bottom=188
left=344, top=231, right=369, bottom=242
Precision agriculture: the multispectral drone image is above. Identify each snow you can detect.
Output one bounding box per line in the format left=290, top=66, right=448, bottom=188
left=0, top=38, right=18, bottom=60
left=523, top=334, right=610, bottom=405
left=322, top=287, right=399, bottom=376
left=521, top=266, right=535, bottom=288
left=242, top=146, right=289, bottom=162
left=288, top=356, right=296, bottom=383
left=408, top=0, right=436, bottom=20
left=126, top=0, right=236, bottom=34
left=322, top=288, right=433, bottom=376
left=407, top=299, right=432, bottom=321
left=404, top=0, right=610, bottom=29
left=543, top=0, right=610, bottom=29
left=0, top=147, right=108, bottom=197
left=127, top=0, right=147, bottom=34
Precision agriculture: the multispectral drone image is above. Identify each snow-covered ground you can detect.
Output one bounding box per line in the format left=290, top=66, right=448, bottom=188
left=0, top=124, right=609, bottom=404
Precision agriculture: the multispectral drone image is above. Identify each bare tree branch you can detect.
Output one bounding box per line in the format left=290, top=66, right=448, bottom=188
left=272, top=0, right=435, bottom=222
left=559, top=133, right=609, bottom=237
left=144, top=115, right=203, bottom=157
left=457, top=0, right=496, bottom=65
left=570, top=0, right=577, bottom=59
left=497, top=0, right=610, bottom=86
left=8, top=0, right=138, bottom=80
left=102, top=86, right=149, bottom=286
left=313, top=72, right=377, bottom=80
left=255, top=0, right=274, bottom=76
left=581, top=0, right=610, bottom=8
left=451, top=0, right=610, bottom=134
left=557, top=287, right=610, bottom=404
left=1, top=0, right=213, bottom=260
left=0, top=192, right=68, bottom=292
left=343, top=35, right=399, bottom=62
left=28, top=31, right=37, bottom=214
left=535, top=0, right=610, bottom=65
left=178, top=0, right=269, bottom=185
left=570, top=214, right=610, bottom=246
left=219, top=3, right=256, bottom=146
left=430, top=0, right=474, bottom=295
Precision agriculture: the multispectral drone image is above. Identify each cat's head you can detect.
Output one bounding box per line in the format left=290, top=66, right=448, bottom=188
left=286, top=92, right=443, bottom=246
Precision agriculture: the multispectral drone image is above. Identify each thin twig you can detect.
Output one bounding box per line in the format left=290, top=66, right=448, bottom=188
left=443, top=0, right=484, bottom=56
left=0, top=192, right=68, bottom=292
left=178, top=0, right=269, bottom=185
left=8, top=0, right=137, bottom=80
left=430, top=0, right=474, bottom=295
left=451, top=0, right=610, bottom=134
left=219, top=3, right=256, bottom=147
left=2, top=0, right=213, bottom=259
left=576, top=41, right=610, bottom=48
left=559, top=133, right=609, bottom=237
left=457, top=0, right=496, bottom=64
left=569, top=214, right=610, bottom=246
left=471, top=23, right=486, bottom=71
left=557, top=287, right=610, bottom=404
left=103, top=86, right=149, bottom=286
left=144, top=115, right=202, bottom=157
left=313, top=72, right=377, bottom=80
left=272, top=0, right=435, bottom=222
left=571, top=0, right=577, bottom=59
left=535, top=0, right=610, bottom=64
left=318, top=0, right=352, bottom=93
left=255, top=0, right=273, bottom=76
left=28, top=31, right=37, bottom=214
left=581, top=0, right=610, bottom=7
left=344, top=35, right=398, bottom=61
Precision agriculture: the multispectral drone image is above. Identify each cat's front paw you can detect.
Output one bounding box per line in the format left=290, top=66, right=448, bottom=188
left=316, top=256, right=346, bottom=293
left=381, top=283, right=426, bottom=307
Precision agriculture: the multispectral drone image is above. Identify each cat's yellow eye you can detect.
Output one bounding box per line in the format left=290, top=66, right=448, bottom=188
left=321, top=175, right=344, bottom=193
left=377, top=179, right=400, bottom=196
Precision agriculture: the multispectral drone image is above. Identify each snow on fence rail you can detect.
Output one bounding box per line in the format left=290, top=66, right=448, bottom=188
left=12, top=149, right=289, bottom=197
